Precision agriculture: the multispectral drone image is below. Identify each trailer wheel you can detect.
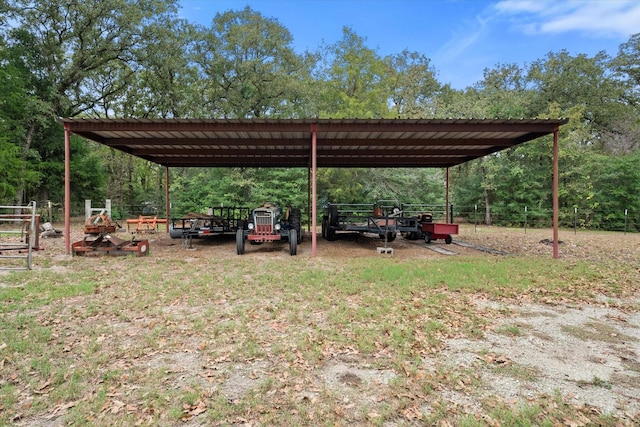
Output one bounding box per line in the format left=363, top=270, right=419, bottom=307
left=289, top=229, right=297, bottom=255
left=445, top=235, right=453, bottom=244
left=326, top=225, right=337, bottom=241
left=322, top=216, right=328, bottom=239
left=407, top=231, right=420, bottom=240
left=236, top=229, right=245, bottom=255
left=424, top=232, right=432, bottom=244
left=328, top=205, right=339, bottom=226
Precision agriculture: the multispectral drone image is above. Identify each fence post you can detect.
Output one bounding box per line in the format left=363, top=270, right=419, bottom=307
left=574, top=207, right=577, bottom=235
left=624, top=209, right=628, bottom=235
left=524, top=206, right=528, bottom=234
left=474, top=204, right=477, bottom=233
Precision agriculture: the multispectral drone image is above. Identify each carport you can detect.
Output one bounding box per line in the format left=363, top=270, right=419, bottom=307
left=58, top=118, right=568, bottom=257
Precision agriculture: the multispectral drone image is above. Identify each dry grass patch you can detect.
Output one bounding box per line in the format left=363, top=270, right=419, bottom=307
left=1, top=226, right=640, bottom=425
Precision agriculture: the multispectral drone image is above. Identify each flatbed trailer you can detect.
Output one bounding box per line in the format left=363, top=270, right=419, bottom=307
left=322, top=203, right=395, bottom=241
left=169, top=206, right=250, bottom=239
left=321, top=201, right=459, bottom=244
left=322, top=202, right=426, bottom=241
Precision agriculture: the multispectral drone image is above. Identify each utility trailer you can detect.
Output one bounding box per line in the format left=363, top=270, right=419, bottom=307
left=321, top=201, right=413, bottom=241
left=421, top=222, right=459, bottom=244
left=169, top=206, right=251, bottom=239
left=399, top=204, right=459, bottom=244
left=321, top=202, right=458, bottom=244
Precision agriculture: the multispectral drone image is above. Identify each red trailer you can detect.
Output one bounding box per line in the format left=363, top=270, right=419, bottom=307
left=421, top=222, right=459, bottom=244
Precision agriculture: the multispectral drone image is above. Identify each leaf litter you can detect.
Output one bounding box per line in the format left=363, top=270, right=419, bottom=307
left=3, top=224, right=640, bottom=425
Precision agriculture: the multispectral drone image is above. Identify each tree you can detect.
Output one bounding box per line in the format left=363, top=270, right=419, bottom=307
left=475, top=63, right=533, bottom=118
left=0, top=29, right=51, bottom=206
left=3, top=0, right=182, bottom=206
left=385, top=50, right=440, bottom=118
left=0, top=134, right=22, bottom=204
left=611, top=33, right=640, bottom=104
left=606, top=33, right=640, bottom=154
left=314, top=27, right=391, bottom=119
left=192, top=6, right=313, bottom=119
left=527, top=50, right=627, bottom=139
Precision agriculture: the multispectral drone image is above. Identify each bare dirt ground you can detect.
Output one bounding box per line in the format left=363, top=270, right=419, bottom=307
left=5, top=223, right=640, bottom=425
left=152, top=225, right=640, bottom=419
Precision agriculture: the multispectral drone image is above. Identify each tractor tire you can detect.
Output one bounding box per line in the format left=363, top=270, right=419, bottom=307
left=445, top=234, right=453, bottom=244
left=424, top=232, right=432, bottom=244
left=289, top=229, right=297, bottom=255
left=289, top=208, right=303, bottom=243
left=236, top=229, right=245, bottom=255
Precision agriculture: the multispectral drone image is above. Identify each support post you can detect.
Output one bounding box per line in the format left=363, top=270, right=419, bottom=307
left=445, top=167, right=450, bottom=223
left=552, top=127, right=559, bottom=259
left=311, top=124, right=318, bottom=257
left=64, top=123, right=71, bottom=255
left=307, top=166, right=311, bottom=233
left=165, top=167, right=170, bottom=233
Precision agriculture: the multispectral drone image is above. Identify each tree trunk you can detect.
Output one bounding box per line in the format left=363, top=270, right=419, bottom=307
left=484, top=186, right=492, bottom=226
left=127, top=155, right=135, bottom=214
left=481, top=166, right=492, bottom=226
left=14, top=123, right=37, bottom=214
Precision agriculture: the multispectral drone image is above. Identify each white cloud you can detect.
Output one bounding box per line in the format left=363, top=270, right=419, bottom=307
left=436, top=15, right=491, bottom=63
left=494, top=0, right=640, bottom=38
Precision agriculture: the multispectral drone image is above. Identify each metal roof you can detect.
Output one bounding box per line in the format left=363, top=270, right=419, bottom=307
left=58, top=118, right=568, bottom=168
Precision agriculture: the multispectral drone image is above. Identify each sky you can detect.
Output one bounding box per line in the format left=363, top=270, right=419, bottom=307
left=177, top=0, right=640, bottom=89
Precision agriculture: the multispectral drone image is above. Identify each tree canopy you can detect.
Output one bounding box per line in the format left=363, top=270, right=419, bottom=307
left=1, top=1, right=638, bottom=229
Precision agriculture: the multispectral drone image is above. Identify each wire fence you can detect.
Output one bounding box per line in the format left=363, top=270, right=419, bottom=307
left=455, top=205, right=639, bottom=234
left=34, top=199, right=639, bottom=234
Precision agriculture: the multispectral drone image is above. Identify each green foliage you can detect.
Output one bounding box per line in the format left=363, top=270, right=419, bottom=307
left=0, top=134, right=22, bottom=203
left=527, top=50, right=629, bottom=135
left=314, top=27, right=392, bottom=118
left=168, top=167, right=309, bottom=217
left=192, top=6, right=313, bottom=118
left=0, top=4, right=638, bottom=225
left=386, top=50, right=440, bottom=118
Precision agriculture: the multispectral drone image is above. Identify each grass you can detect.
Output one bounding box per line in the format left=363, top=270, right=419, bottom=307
left=1, top=232, right=639, bottom=426
left=562, top=321, right=639, bottom=344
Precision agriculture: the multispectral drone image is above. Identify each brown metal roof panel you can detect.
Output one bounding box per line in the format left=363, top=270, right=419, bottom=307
left=58, top=117, right=568, bottom=168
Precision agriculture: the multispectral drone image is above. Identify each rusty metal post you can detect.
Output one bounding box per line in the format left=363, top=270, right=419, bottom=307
left=307, top=166, right=311, bottom=233
left=552, top=127, right=559, bottom=259
left=165, top=166, right=170, bottom=233
left=445, top=167, right=450, bottom=223
left=64, top=123, right=71, bottom=255
left=311, top=124, right=317, bottom=257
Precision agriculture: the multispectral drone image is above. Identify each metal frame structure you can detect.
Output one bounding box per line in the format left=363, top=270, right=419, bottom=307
left=0, top=202, right=38, bottom=270
left=59, top=118, right=567, bottom=258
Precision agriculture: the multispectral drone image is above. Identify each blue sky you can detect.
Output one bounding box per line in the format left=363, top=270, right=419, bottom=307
left=178, top=0, right=640, bottom=89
